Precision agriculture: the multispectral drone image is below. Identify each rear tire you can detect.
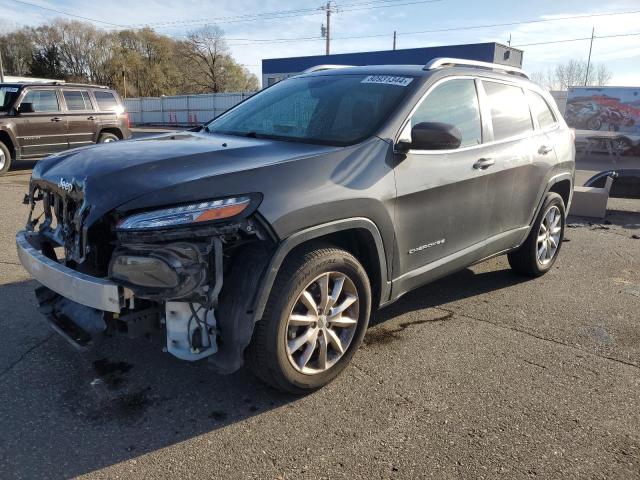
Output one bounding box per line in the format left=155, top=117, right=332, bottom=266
left=247, top=246, right=371, bottom=394
left=508, top=192, right=565, bottom=277
left=97, top=132, right=119, bottom=143
left=0, top=141, right=12, bottom=175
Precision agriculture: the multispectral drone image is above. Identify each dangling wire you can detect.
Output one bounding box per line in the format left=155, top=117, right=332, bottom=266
left=187, top=302, right=214, bottom=350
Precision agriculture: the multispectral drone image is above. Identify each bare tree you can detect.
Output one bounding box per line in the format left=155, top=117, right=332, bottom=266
left=0, top=30, right=33, bottom=76
left=531, top=60, right=613, bottom=90
left=182, top=26, right=228, bottom=93
left=595, top=64, right=613, bottom=87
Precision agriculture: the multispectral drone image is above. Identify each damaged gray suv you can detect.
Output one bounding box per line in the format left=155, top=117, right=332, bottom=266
left=17, top=58, right=575, bottom=393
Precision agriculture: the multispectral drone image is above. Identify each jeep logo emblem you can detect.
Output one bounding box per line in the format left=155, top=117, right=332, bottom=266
left=58, top=178, right=73, bottom=193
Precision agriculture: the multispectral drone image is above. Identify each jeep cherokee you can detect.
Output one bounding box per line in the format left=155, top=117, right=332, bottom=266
left=16, top=58, right=575, bottom=393
left=0, top=81, right=130, bottom=174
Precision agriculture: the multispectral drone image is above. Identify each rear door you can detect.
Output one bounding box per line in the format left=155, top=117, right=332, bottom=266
left=476, top=80, right=538, bottom=249
left=393, top=77, right=492, bottom=278
left=14, top=88, right=67, bottom=158
left=61, top=89, right=98, bottom=149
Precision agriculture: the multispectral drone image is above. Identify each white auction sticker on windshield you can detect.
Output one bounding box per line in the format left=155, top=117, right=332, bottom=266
left=361, top=75, right=413, bottom=86
left=2, top=87, right=19, bottom=92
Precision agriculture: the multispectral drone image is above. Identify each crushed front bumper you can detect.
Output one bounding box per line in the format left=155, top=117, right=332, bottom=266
left=16, top=230, right=125, bottom=313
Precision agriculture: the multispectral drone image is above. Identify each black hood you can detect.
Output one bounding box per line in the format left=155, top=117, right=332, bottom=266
left=31, top=131, right=339, bottom=226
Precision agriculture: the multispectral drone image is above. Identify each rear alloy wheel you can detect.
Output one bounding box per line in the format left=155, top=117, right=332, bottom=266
left=247, top=247, right=371, bottom=394
left=98, top=132, right=119, bottom=143
left=508, top=192, right=566, bottom=277
left=536, top=206, right=562, bottom=266
left=0, top=141, right=12, bottom=175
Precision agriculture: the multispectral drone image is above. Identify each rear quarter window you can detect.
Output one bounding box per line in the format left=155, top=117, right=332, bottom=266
left=93, top=91, right=119, bottom=111
left=526, top=90, right=557, bottom=129
left=483, top=81, right=533, bottom=141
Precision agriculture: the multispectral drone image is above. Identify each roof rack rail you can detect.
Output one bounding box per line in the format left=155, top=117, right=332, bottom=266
left=423, top=57, right=528, bottom=79
left=301, top=64, right=355, bottom=74
left=58, top=82, right=109, bottom=89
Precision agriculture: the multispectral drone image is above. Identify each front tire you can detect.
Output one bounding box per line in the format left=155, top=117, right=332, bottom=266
left=247, top=246, right=371, bottom=394
left=508, top=192, right=565, bottom=277
left=0, top=141, right=12, bottom=175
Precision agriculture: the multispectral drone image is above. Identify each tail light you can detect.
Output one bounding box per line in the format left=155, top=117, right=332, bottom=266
left=121, top=112, right=131, bottom=128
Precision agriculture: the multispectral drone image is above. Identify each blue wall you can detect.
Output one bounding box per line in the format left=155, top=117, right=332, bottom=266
left=263, top=43, right=502, bottom=74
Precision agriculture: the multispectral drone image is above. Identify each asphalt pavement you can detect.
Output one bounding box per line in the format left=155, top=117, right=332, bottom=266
left=0, top=150, right=639, bottom=479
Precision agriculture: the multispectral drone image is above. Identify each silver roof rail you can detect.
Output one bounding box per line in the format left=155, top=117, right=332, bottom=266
left=301, top=64, right=355, bottom=74
left=424, top=57, right=528, bottom=79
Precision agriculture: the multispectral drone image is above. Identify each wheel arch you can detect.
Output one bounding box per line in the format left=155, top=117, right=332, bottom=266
left=518, top=172, right=573, bottom=245
left=548, top=178, right=572, bottom=210
left=251, top=218, right=390, bottom=322
left=0, top=130, right=16, bottom=159
left=98, top=128, right=123, bottom=140
left=534, top=172, right=573, bottom=222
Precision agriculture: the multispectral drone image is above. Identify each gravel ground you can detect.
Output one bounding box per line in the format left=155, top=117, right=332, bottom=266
left=0, top=158, right=638, bottom=479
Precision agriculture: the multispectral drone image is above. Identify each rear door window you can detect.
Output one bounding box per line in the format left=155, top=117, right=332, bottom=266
left=63, top=90, right=94, bottom=111
left=411, top=78, right=482, bottom=148
left=21, top=89, right=60, bottom=112
left=526, top=90, right=556, bottom=129
left=482, top=81, right=533, bottom=141
left=93, top=91, right=119, bottom=111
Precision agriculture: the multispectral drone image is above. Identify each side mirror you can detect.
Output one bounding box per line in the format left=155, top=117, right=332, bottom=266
left=409, top=122, right=462, bottom=151
left=17, top=103, right=35, bottom=114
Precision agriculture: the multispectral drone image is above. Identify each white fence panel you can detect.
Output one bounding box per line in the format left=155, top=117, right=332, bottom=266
left=550, top=90, right=568, bottom=116
left=124, top=92, right=256, bottom=126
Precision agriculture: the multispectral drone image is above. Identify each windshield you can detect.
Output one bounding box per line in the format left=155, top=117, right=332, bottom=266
left=0, top=85, right=21, bottom=112
left=206, top=74, right=416, bottom=146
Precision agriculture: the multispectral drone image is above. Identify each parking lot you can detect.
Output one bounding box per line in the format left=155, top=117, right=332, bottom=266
left=0, top=149, right=639, bottom=479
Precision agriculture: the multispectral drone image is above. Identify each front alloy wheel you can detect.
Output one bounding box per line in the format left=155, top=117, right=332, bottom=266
left=247, top=247, right=371, bottom=394
left=286, top=272, right=359, bottom=374
left=0, top=141, right=11, bottom=174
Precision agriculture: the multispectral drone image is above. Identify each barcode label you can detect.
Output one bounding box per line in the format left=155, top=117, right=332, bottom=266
left=361, top=75, right=413, bottom=87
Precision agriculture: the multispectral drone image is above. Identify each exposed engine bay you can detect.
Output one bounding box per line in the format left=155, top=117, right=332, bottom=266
left=22, top=179, right=274, bottom=371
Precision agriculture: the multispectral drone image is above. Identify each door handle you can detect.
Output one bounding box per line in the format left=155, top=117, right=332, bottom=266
left=473, top=158, right=495, bottom=170
left=538, top=145, right=553, bottom=155
left=87, top=116, right=96, bottom=120
left=51, top=117, right=62, bottom=122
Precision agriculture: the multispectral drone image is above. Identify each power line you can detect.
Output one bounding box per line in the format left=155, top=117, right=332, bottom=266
left=145, top=0, right=442, bottom=30
left=512, top=31, right=640, bottom=47
left=4, top=0, right=419, bottom=30
left=223, top=8, right=640, bottom=46
left=7, top=0, right=126, bottom=27
left=153, top=0, right=414, bottom=28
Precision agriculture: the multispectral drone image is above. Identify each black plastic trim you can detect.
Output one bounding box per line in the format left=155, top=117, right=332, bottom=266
left=251, top=217, right=390, bottom=321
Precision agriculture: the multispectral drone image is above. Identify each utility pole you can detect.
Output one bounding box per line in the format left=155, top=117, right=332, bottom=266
left=122, top=67, right=127, bottom=98
left=393, top=31, right=397, bottom=50
left=584, top=27, right=595, bottom=86
left=0, top=49, right=5, bottom=83
left=320, top=1, right=338, bottom=55
left=508, top=34, right=511, bottom=46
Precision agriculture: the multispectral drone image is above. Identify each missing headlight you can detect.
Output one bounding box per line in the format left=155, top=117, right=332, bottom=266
left=109, top=242, right=209, bottom=301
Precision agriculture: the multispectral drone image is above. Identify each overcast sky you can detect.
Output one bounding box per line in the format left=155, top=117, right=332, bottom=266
left=1, top=0, right=639, bottom=85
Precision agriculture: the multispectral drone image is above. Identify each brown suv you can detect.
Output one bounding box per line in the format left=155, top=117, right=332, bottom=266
left=0, top=82, right=131, bottom=174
